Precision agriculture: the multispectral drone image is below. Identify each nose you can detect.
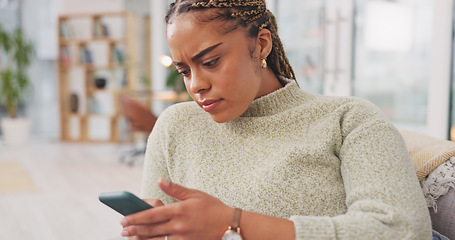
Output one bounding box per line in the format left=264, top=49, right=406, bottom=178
left=189, top=71, right=210, bottom=94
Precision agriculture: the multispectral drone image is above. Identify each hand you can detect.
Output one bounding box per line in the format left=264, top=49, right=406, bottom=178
left=121, top=178, right=233, bottom=240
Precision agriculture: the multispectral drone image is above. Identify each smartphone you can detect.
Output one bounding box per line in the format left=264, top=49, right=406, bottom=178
left=99, top=191, right=153, bottom=216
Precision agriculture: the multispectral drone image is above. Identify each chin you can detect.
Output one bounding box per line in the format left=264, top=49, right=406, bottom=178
left=209, top=113, right=237, bottom=123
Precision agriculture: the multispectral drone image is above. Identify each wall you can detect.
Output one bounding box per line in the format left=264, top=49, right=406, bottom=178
left=57, top=0, right=124, bottom=14
left=20, top=0, right=59, bottom=138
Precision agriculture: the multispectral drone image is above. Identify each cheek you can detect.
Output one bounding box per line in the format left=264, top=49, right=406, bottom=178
left=229, top=56, right=261, bottom=88
left=220, top=53, right=257, bottom=81
left=217, top=64, right=261, bottom=103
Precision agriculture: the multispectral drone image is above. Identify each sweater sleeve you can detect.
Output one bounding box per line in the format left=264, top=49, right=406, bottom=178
left=290, top=99, right=432, bottom=240
left=140, top=106, right=177, bottom=205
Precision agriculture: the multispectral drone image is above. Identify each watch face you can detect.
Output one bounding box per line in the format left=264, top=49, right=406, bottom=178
left=222, top=230, right=242, bottom=240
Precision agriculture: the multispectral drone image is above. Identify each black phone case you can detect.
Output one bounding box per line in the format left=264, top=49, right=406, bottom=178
left=99, top=191, right=153, bottom=216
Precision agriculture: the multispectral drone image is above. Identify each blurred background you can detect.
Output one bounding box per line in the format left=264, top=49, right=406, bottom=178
left=0, top=0, right=454, bottom=239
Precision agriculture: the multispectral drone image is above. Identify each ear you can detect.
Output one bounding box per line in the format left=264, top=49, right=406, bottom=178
left=256, top=28, right=273, bottom=59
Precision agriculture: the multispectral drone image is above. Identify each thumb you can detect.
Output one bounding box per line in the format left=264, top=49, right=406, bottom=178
left=158, top=177, right=201, bottom=201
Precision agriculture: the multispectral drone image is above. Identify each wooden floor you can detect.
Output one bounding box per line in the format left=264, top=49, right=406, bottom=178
left=0, top=139, right=145, bottom=240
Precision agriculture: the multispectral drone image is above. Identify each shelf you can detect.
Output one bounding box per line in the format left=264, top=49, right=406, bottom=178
left=58, top=11, right=139, bottom=143
left=62, top=112, right=84, bottom=118
left=59, top=11, right=128, bottom=19
left=62, top=112, right=122, bottom=118
left=123, top=90, right=190, bottom=103
left=59, top=38, right=125, bottom=46
left=87, top=87, right=109, bottom=95
left=59, top=64, right=125, bottom=70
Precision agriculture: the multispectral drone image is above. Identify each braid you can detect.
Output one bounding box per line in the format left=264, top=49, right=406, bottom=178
left=166, top=0, right=296, bottom=81
left=265, top=10, right=296, bottom=80
left=190, top=0, right=267, bottom=24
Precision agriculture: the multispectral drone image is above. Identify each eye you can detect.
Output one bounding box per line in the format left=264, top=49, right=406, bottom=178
left=178, top=69, right=191, bottom=77
left=203, top=57, right=220, bottom=67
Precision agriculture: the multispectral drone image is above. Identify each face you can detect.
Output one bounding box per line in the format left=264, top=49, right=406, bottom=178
left=167, top=13, right=269, bottom=123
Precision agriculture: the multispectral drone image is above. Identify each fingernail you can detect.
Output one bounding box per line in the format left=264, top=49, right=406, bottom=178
left=159, top=177, right=170, bottom=187
left=120, top=218, right=128, bottom=227
left=121, top=229, right=130, bottom=236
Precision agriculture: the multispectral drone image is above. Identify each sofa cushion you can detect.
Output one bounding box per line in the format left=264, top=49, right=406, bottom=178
left=398, top=129, right=455, bottom=180
left=421, top=157, right=455, bottom=210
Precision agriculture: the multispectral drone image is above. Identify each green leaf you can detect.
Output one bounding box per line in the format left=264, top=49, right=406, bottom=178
left=0, top=25, right=35, bottom=118
left=0, top=24, right=12, bottom=53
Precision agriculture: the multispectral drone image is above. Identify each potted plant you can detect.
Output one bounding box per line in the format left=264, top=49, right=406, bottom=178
left=165, top=65, right=185, bottom=94
left=0, top=24, right=35, bottom=146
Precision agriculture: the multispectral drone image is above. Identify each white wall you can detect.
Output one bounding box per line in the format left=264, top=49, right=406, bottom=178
left=57, top=0, right=124, bottom=14
left=21, top=0, right=59, bottom=138
left=427, top=0, right=453, bottom=139
left=150, top=0, right=169, bottom=115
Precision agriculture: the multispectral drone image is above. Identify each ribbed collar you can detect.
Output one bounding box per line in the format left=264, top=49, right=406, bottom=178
left=239, top=78, right=307, bottom=118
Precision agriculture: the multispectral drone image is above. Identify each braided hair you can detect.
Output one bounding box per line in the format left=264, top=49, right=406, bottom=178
left=165, top=0, right=296, bottom=81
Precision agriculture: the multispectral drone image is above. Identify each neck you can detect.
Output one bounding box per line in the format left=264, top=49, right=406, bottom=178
left=256, top=69, right=283, bottom=99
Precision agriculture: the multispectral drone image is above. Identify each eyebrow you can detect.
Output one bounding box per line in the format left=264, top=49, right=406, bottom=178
left=173, top=42, right=223, bottom=66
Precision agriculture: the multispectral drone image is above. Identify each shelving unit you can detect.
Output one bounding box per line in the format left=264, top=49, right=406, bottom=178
left=58, top=11, right=139, bottom=142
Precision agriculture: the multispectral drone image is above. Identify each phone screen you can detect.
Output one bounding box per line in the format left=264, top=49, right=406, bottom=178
left=99, top=191, right=153, bottom=216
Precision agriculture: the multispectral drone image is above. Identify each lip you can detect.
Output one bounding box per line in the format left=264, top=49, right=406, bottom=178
left=199, top=99, right=222, bottom=112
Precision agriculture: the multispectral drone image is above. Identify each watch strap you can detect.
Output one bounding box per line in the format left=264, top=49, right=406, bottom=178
left=231, top=208, right=242, bottom=230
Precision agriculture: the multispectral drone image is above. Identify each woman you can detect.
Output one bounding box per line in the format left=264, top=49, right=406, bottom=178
left=120, top=0, right=432, bottom=239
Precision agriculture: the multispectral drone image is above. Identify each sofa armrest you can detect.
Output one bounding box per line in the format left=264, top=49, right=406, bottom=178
left=430, top=187, right=455, bottom=240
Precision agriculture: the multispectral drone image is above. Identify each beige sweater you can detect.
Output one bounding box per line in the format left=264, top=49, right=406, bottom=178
left=141, top=80, right=431, bottom=239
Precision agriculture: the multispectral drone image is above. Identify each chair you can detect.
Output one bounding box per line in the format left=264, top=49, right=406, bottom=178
left=118, top=94, right=157, bottom=166
left=117, top=90, right=189, bottom=166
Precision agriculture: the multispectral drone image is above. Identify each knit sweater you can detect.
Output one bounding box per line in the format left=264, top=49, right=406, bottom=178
left=141, top=80, right=432, bottom=239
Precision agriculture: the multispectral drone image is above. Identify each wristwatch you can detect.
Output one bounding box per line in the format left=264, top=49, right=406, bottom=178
left=221, top=208, right=243, bottom=240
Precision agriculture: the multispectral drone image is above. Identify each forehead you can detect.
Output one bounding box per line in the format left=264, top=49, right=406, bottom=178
left=166, top=13, right=244, bottom=60
left=167, top=13, right=218, bottom=41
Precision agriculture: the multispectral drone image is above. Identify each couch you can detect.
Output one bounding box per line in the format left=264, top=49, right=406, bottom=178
left=399, top=129, right=455, bottom=240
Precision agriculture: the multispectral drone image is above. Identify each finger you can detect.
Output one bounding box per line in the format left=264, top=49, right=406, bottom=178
left=122, top=204, right=172, bottom=227
left=127, top=236, right=140, bottom=240
left=130, top=236, right=155, bottom=240
left=135, top=236, right=166, bottom=240
left=122, top=222, right=170, bottom=238
left=143, top=199, right=165, bottom=208
left=158, top=178, right=202, bottom=201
